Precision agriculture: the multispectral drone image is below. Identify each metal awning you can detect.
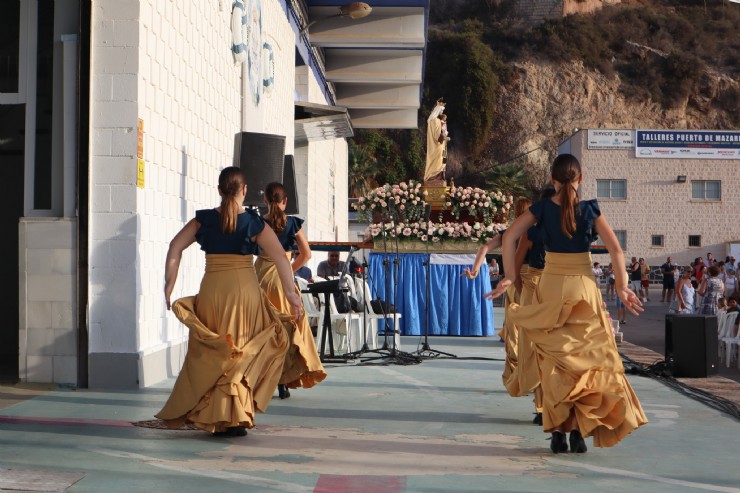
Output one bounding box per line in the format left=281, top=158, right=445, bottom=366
left=295, top=101, right=354, bottom=142
left=299, top=0, right=430, bottom=129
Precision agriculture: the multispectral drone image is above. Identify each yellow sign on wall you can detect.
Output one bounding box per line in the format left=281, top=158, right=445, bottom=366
left=137, top=159, right=145, bottom=188
left=137, top=119, right=145, bottom=188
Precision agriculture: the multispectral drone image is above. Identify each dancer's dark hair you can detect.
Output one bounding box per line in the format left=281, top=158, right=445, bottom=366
left=551, top=154, right=582, bottom=238
left=264, top=182, right=288, bottom=234
left=218, top=167, right=247, bottom=234
left=514, top=196, right=532, bottom=218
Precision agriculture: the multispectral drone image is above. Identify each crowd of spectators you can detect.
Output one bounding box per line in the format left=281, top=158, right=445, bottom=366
left=593, top=253, right=740, bottom=323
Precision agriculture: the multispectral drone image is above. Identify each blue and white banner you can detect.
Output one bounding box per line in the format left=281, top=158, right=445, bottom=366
left=636, top=130, right=740, bottom=159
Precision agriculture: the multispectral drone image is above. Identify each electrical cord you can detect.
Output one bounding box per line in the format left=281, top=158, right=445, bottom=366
left=622, top=354, right=740, bottom=422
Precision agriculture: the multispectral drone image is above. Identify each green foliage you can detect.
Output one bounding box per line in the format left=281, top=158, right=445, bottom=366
left=424, top=21, right=501, bottom=154
left=349, top=129, right=423, bottom=188
left=347, top=144, right=379, bottom=198
left=480, top=162, right=530, bottom=200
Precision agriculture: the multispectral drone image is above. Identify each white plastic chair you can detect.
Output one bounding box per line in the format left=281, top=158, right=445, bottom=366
left=362, top=280, right=402, bottom=350
left=328, top=290, right=363, bottom=353
left=716, top=312, right=730, bottom=339
left=716, top=311, right=731, bottom=362
left=296, top=277, right=321, bottom=332
left=719, top=312, right=740, bottom=367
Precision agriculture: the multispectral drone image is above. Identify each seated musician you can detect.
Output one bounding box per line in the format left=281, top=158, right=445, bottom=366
left=317, top=252, right=345, bottom=278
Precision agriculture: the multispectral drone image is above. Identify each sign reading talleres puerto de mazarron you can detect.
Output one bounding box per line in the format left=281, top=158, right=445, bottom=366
left=636, top=130, right=740, bottom=159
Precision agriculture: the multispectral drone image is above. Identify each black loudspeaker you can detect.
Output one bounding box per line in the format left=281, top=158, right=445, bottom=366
left=233, top=132, right=285, bottom=207
left=665, top=314, right=718, bottom=378
left=283, top=155, right=299, bottom=215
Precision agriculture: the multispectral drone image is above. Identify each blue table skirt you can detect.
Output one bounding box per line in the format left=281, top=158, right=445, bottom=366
left=367, top=252, right=495, bottom=336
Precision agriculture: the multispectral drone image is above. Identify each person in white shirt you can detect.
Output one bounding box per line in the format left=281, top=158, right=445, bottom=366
left=725, top=268, right=738, bottom=299
left=592, top=262, right=603, bottom=290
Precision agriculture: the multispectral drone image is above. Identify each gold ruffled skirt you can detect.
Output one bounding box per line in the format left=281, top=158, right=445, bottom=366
left=519, top=266, right=544, bottom=412
left=508, top=252, right=648, bottom=447
left=156, top=254, right=289, bottom=433
left=499, top=266, right=524, bottom=397
left=256, top=253, right=327, bottom=389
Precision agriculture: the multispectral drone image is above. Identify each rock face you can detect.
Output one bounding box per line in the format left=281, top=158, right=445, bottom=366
left=485, top=59, right=740, bottom=186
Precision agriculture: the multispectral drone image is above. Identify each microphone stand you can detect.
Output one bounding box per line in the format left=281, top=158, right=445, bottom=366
left=415, top=204, right=456, bottom=359
left=357, top=198, right=420, bottom=365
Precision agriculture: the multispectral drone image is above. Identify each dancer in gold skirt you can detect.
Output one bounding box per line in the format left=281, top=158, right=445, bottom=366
left=513, top=187, right=555, bottom=426
left=465, top=198, right=531, bottom=399
left=159, top=167, right=302, bottom=437
left=257, top=182, right=327, bottom=399
left=486, top=154, right=647, bottom=453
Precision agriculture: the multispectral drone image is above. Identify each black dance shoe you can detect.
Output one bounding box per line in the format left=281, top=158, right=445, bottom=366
left=532, top=413, right=543, bottom=426
left=213, top=426, right=247, bottom=437
left=278, top=384, right=291, bottom=399
left=569, top=429, right=588, bottom=453
left=550, top=432, right=568, bottom=454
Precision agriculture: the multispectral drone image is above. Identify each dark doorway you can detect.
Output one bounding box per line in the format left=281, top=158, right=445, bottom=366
left=0, top=104, right=25, bottom=382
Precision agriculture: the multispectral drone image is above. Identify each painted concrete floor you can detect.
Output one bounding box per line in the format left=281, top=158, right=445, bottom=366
left=1, top=307, right=739, bottom=492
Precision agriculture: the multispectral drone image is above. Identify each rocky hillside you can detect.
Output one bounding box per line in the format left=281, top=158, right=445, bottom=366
left=423, top=0, right=740, bottom=191
left=485, top=58, right=740, bottom=184
left=350, top=0, right=740, bottom=195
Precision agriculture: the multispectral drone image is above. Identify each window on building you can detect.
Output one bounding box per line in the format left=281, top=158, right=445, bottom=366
left=596, top=179, right=627, bottom=199
left=689, top=235, right=702, bottom=248
left=0, top=1, right=20, bottom=93
left=691, top=180, right=721, bottom=201
left=614, top=230, right=627, bottom=250
left=651, top=235, right=664, bottom=247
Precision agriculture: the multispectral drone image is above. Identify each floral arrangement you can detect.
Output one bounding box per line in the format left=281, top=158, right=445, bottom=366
left=353, top=180, right=427, bottom=224
left=352, top=181, right=512, bottom=245
left=442, top=185, right=513, bottom=224
left=364, top=221, right=507, bottom=243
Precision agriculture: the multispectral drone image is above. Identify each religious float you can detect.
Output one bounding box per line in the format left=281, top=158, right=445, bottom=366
left=350, top=179, right=512, bottom=338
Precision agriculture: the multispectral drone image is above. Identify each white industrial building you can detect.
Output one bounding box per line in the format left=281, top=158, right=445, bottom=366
left=560, top=129, right=740, bottom=268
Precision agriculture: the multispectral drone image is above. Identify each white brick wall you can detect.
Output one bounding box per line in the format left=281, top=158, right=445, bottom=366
left=19, top=218, right=77, bottom=384
left=568, top=130, right=740, bottom=267
left=88, top=0, right=321, bottom=386
left=90, top=0, right=242, bottom=365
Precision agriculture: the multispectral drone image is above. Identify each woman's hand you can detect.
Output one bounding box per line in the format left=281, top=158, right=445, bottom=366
left=463, top=267, right=479, bottom=279
left=483, top=277, right=513, bottom=300
left=285, top=291, right=303, bottom=320
left=617, top=285, right=644, bottom=316
left=164, top=282, right=174, bottom=311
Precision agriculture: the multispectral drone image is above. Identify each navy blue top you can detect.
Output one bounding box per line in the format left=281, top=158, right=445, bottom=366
left=194, top=208, right=265, bottom=255
left=526, top=226, right=546, bottom=269
left=528, top=198, right=601, bottom=253
left=274, top=216, right=304, bottom=251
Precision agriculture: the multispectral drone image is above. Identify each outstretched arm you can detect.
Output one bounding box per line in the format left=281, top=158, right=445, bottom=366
left=164, top=219, right=199, bottom=310
left=594, top=215, right=643, bottom=316
left=483, top=211, right=536, bottom=299
left=255, top=225, right=304, bottom=320
left=464, top=235, right=501, bottom=279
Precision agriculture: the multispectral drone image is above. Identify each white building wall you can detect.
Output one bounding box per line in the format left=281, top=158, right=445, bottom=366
left=294, top=67, right=350, bottom=274
left=569, top=130, right=740, bottom=268
left=87, top=0, right=343, bottom=387
left=89, top=0, right=298, bottom=387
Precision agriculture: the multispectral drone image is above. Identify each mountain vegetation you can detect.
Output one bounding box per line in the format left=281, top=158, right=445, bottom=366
left=348, top=0, right=740, bottom=198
